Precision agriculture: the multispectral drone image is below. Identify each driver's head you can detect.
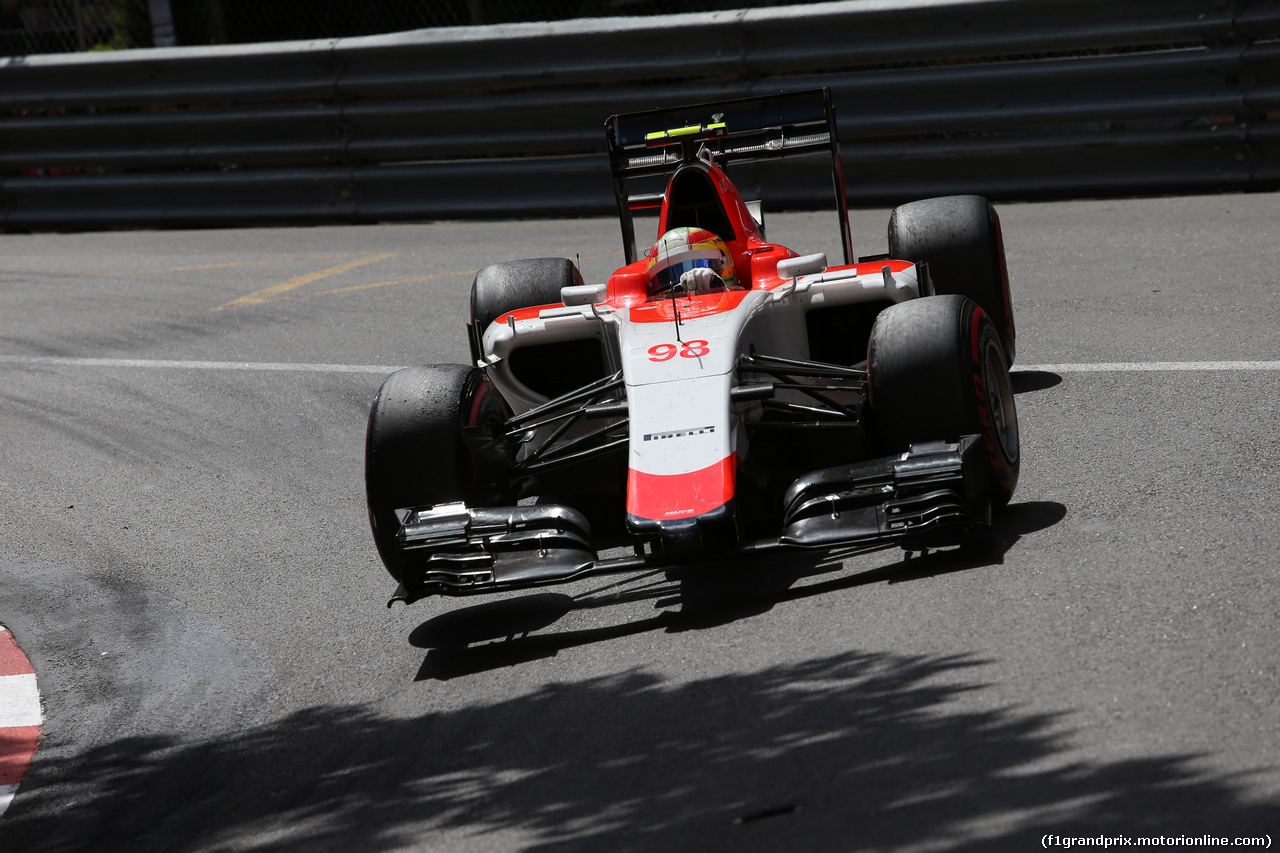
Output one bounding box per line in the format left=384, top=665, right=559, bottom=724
left=644, top=227, right=737, bottom=297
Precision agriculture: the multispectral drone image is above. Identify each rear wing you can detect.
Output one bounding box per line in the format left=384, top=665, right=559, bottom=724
left=605, top=88, right=852, bottom=265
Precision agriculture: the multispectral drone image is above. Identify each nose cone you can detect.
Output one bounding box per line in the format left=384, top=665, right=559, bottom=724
left=626, top=492, right=740, bottom=557
left=625, top=453, right=735, bottom=523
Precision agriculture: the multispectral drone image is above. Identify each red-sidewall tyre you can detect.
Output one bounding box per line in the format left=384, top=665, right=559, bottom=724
left=888, top=195, right=1016, bottom=366
left=868, top=295, right=1019, bottom=510
left=365, top=364, right=511, bottom=583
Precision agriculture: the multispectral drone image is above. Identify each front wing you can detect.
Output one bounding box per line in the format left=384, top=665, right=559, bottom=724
left=387, top=435, right=992, bottom=605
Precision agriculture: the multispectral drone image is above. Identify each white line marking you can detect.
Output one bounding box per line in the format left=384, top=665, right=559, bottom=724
left=1018, top=362, right=1280, bottom=372
left=0, top=674, right=41, bottom=728
left=0, top=355, right=401, bottom=374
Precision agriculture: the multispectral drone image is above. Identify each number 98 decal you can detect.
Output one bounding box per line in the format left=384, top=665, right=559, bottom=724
left=648, top=340, right=711, bottom=361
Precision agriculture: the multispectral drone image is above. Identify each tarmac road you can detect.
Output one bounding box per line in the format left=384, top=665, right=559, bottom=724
left=0, top=195, right=1277, bottom=851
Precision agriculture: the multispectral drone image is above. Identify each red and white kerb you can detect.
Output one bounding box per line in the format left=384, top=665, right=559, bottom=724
left=0, top=625, right=41, bottom=819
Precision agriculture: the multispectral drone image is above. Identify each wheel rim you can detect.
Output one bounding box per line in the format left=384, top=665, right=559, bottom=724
left=982, top=334, right=1019, bottom=465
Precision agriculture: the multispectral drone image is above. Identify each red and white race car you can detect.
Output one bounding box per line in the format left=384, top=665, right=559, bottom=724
left=365, top=89, right=1019, bottom=604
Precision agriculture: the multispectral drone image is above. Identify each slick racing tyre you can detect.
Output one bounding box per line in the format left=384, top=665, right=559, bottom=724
left=868, top=295, right=1019, bottom=510
left=468, top=258, right=585, bottom=364
left=365, top=364, right=512, bottom=583
left=888, top=195, right=1016, bottom=365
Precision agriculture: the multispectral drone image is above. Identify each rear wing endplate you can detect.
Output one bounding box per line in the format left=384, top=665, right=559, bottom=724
left=605, top=88, right=852, bottom=265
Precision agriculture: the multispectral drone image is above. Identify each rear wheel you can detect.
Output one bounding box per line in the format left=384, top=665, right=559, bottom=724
left=365, top=364, right=511, bottom=582
left=888, top=195, right=1015, bottom=365
left=468, top=258, right=583, bottom=364
left=868, top=295, right=1019, bottom=509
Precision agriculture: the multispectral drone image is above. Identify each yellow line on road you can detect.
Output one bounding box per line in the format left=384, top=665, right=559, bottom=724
left=216, top=252, right=399, bottom=309
left=217, top=248, right=626, bottom=308
left=251, top=269, right=478, bottom=305
left=80, top=254, right=369, bottom=278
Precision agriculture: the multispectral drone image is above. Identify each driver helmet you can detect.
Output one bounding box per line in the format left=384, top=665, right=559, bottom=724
left=644, top=227, right=737, bottom=296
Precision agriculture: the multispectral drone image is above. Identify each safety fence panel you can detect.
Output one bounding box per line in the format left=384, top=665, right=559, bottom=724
left=2, top=0, right=1279, bottom=230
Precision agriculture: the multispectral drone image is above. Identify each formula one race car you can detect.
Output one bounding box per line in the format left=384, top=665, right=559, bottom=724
left=366, top=89, right=1019, bottom=605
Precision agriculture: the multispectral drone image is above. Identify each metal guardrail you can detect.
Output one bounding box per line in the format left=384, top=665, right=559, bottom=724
left=1, top=0, right=1279, bottom=231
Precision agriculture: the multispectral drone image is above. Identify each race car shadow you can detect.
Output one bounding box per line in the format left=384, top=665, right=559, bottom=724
left=1010, top=369, right=1062, bottom=393
left=410, top=593, right=669, bottom=681
left=880, top=499, right=1067, bottom=584
left=409, top=501, right=1066, bottom=681
left=654, top=500, right=1067, bottom=627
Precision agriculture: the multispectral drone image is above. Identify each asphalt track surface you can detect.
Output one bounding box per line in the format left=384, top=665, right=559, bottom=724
left=0, top=195, right=1278, bottom=852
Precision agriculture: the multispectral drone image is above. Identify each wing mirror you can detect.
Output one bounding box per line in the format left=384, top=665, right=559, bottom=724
left=776, top=253, right=827, bottom=280
left=561, top=282, right=609, bottom=305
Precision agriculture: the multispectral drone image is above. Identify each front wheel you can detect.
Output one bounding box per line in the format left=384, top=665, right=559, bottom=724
left=868, top=295, right=1019, bottom=509
left=365, top=364, right=511, bottom=582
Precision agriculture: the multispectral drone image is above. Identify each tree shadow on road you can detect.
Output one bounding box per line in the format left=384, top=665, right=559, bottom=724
left=6, top=645, right=1274, bottom=852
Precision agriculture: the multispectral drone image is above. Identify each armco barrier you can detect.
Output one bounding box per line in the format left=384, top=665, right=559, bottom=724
left=1, top=0, right=1279, bottom=231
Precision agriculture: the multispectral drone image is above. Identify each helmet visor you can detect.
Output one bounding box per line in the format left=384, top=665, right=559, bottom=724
left=654, top=258, right=719, bottom=291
